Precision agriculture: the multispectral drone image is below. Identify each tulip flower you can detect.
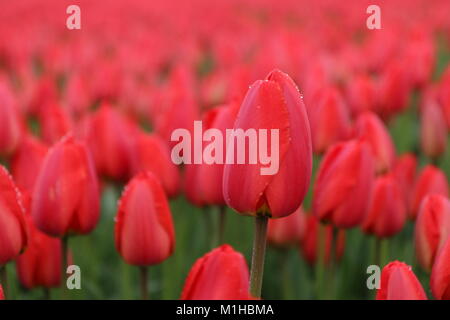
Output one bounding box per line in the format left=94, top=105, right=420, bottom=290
left=223, top=69, right=312, bottom=298
left=414, top=194, right=450, bottom=271
left=430, top=236, right=450, bottom=300
left=267, top=206, right=306, bottom=248
left=420, top=98, right=447, bottom=160
left=362, top=174, right=407, bottom=238
left=376, top=261, right=427, bottom=300
left=31, top=135, right=100, bottom=237
left=308, top=86, right=351, bottom=154
left=345, top=73, right=376, bottom=116
left=410, top=165, right=449, bottom=219
left=0, top=165, right=28, bottom=266
left=132, top=132, right=180, bottom=198
left=0, top=284, right=4, bottom=300
left=181, top=245, right=250, bottom=300
left=115, top=171, right=175, bottom=299
left=354, top=111, right=396, bottom=174
left=313, top=139, right=375, bottom=228
left=0, top=80, right=23, bottom=156
left=38, top=102, right=72, bottom=145
left=392, top=153, right=417, bottom=205
left=10, top=135, right=48, bottom=193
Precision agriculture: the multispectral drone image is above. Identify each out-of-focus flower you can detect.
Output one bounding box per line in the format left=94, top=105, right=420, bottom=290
left=0, top=165, right=27, bottom=265
left=410, top=165, right=449, bottom=219
left=414, top=194, right=450, bottom=271
left=38, top=102, right=72, bottom=145
left=420, top=97, right=447, bottom=160
left=31, top=135, right=100, bottom=237
left=392, top=153, right=417, bottom=206
left=115, top=171, right=175, bottom=266
left=362, top=173, right=407, bottom=238
left=313, top=139, right=375, bottom=228
left=181, top=244, right=251, bottom=300
left=0, top=80, right=23, bottom=156
left=0, top=285, right=4, bottom=300
left=223, top=69, right=312, bottom=218
left=345, top=73, right=376, bottom=116
left=267, top=206, right=306, bottom=248
left=376, top=261, right=427, bottom=300
left=430, top=236, right=450, bottom=300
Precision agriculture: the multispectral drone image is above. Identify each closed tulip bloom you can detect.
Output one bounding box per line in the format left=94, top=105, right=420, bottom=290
left=313, top=139, right=375, bottom=228
left=38, top=102, right=72, bottom=145
left=0, top=285, right=4, bottom=299
left=414, top=195, right=450, bottom=271
left=308, top=86, right=351, bottom=154
left=345, top=73, right=376, bottom=116
left=16, top=215, right=63, bottom=289
left=410, top=165, right=449, bottom=219
left=392, top=154, right=417, bottom=205
left=181, top=244, right=250, bottom=300
left=223, top=69, right=312, bottom=218
left=267, top=206, right=306, bottom=248
left=10, top=135, right=48, bottom=193
left=430, top=236, right=450, bottom=300
left=115, top=171, right=175, bottom=265
left=132, top=132, right=180, bottom=198
left=354, top=111, right=396, bottom=174
left=420, top=99, right=447, bottom=160
left=0, top=165, right=28, bottom=265
left=376, top=261, right=427, bottom=300
left=0, top=81, right=22, bottom=156
left=31, top=135, right=100, bottom=237
left=362, top=174, right=407, bottom=238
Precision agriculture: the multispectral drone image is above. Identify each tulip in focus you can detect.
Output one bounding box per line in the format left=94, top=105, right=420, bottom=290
left=430, top=236, right=450, bottom=300
left=414, top=194, right=450, bottom=271
left=376, top=261, right=427, bottom=300
left=181, top=245, right=251, bottom=300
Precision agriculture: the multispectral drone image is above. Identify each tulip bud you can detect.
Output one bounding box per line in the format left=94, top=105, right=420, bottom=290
left=430, top=236, right=450, bottom=300
left=354, top=111, right=396, bottom=174
left=376, top=261, right=427, bottom=300
left=313, top=139, right=375, bottom=228
left=31, top=135, right=100, bottom=237
left=10, top=135, right=48, bottom=193
left=0, top=81, right=23, bottom=156
left=181, top=244, right=250, bottom=300
left=410, top=165, right=449, bottom=219
left=223, top=69, right=312, bottom=218
left=0, top=285, right=4, bottom=300
left=267, top=206, right=306, bottom=248
left=0, top=165, right=28, bottom=265
left=420, top=98, right=447, bottom=160
left=38, top=102, right=72, bottom=145
left=345, top=73, right=376, bottom=116
left=115, top=171, right=175, bottom=266
left=414, top=195, right=450, bottom=271
left=132, top=132, right=180, bottom=198
left=392, top=154, right=417, bottom=205
left=362, top=174, right=407, bottom=238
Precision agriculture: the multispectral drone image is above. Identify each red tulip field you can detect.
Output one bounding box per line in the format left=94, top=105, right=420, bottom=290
left=0, top=0, right=450, bottom=302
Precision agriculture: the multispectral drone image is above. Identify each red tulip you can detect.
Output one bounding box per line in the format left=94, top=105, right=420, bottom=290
left=223, top=69, right=312, bottom=218
left=0, top=80, right=22, bottom=156
left=0, top=284, right=4, bottom=300
left=362, top=174, right=407, bottom=238
left=267, top=206, right=306, bottom=248
left=354, top=111, right=396, bottom=174
left=31, top=135, right=100, bottom=237
left=430, top=236, right=450, bottom=300
left=414, top=194, right=450, bottom=271
left=308, top=86, right=351, bottom=154
left=0, top=165, right=28, bottom=265
left=392, top=153, right=417, bottom=205
left=313, top=139, right=375, bottom=228
left=38, top=102, right=72, bottom=145
left=10, top=135, right=48, bottom=193
left=345, top=73, right=376, bottom=116
left=410, top=165, right=449, bottom=219
left=132, top=132, right=180, bottom=198
left=300, top=214, right=346, bottom=265
left=376, top=261, right=427, bottom=300
left=420, top=98, right=447, bottom=160
left=181, top=244, right=250, bottom=300
left=115, top=171, right=175, bottom=266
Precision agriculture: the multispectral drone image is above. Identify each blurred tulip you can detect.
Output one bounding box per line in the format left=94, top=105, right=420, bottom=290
left=267, top=206, right=306, bottom=248
left=410, top=165, right=449, bottom=219
left=354, top=111, right=396, bottom=174
left=345, top=73, right=376, bottom=116
left=132, top=132, right=180, bottom=198
left=0, top=80, right=22, bottom=156
left=0, top=165, right=27, bottom=265
left=313, top=139, right=375, bottom=228
left=420, top=98, right=447, bottom=160
left=414, top=194, right=450, bottom=271
left=10, top=135, right=48, bottom=193
left=0, top=284, right=3, bottom=299
left=376, top=261, right=427, bottom=300
left=392, top=153, right=417, bottom=205
left=31, top=135, right=100, bottom=237
left=115, top=171, right=175, bottom=266
left=38, top=102, right=72, bottom=145
left=430, top=236, right=450, bottom=300
left=363, top=174, right=407, bottom=238
left=181, top=244, right=250, bottom=300
left=223, top=69, right=312, bottom=218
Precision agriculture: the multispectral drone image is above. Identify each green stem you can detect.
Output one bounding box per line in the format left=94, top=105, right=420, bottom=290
left=315, top=223, right=326, bottom=299
left=217, top=206, right=227, bottom=245
left=327, top=226, right=338, bottom=299
left=140, top=266, right=149, bottom=300
left=249, top=215, right=268, bottom=299
left=43, top=288, right=51, bottom=300
left=280, top=249, right=291, bottom=299
left=374, top=237, right=382, bottom=268
left=0, top=265, right=7, bottom=299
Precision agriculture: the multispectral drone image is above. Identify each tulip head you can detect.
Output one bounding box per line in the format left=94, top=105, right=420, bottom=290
left=0, top=81, right=23, bottom=156
left=420, top=98, right=447, bottom=160
left=392, top=153, right=417, bottom=206
left=430, top=236, right=450, bottom=300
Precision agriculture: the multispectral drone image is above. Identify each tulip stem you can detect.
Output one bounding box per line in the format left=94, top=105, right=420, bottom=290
left=249, top=215, right=268, bottom=299
left=62, top=236, right=68, bottom=287
left=43, top=288, right=51, bottom=300
left=217, top=206, right=227, bottom=245
left=315, top=223, right=326, bottom=299
left=327, top=226, right=338, bottom=299
left=0, top=265, right=7, bottom=299
left=140, top=266, right=149, bottom=300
